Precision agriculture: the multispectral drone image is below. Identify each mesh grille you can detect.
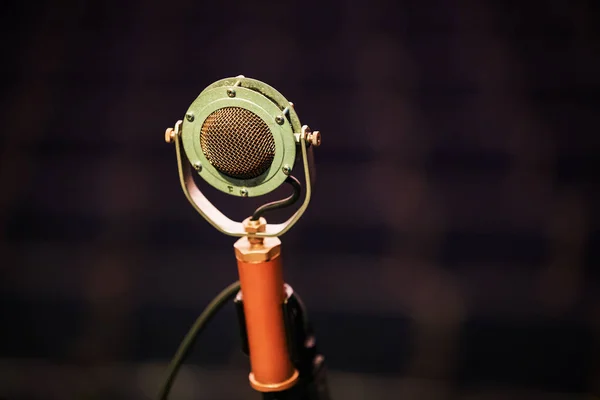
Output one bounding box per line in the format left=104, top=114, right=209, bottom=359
left=200, top=107, right=275, bottom=180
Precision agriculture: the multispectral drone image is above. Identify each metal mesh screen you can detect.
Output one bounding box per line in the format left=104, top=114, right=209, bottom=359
left=200, top=107, right=276, bottom=180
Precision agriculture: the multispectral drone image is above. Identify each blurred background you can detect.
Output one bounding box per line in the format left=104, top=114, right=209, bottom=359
left=1, top=0, right=599, bottom=399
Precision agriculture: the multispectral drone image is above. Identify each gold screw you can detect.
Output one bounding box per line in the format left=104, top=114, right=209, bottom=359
left=307, top=130, right=321, bottom=147
left=165, top=127, right=175, bottom=143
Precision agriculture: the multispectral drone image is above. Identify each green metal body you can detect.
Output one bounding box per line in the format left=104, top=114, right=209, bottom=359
left=182, top=77, right=300, bottom=197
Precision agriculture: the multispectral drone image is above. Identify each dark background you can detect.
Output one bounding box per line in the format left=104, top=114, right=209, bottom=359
left=1, top=0, right=599, bottom=399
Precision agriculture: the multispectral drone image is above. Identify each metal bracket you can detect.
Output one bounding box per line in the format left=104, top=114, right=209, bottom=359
left=171, top=120, right=315, bottom=238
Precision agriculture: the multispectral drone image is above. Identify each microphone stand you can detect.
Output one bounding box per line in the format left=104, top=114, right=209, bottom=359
left=233, top=217, right=331, bottom=400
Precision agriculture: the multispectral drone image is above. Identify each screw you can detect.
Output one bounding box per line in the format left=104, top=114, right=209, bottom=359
left=193, top=162, right=202, bottom=171
left=282, top=165, right=291, bottom=175
left=240, top=188, right=248, bottom=197
left=164, top=127, right=175, bottom=143
left=275, top=115, right=284, bottom=125
left=307, top=130, right=321, bottom=147
left=186, top=112, right=194, bottom=122
left=227, top=88, right=236, bottom=97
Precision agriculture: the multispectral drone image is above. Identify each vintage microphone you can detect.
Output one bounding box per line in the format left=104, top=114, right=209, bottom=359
left=162, top=75, right=330, bottom=400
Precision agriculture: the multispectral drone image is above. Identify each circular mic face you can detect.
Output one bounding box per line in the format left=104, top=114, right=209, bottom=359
left=181, top=76, right=301, bottom=197
left=200, top=107, right=276, bottom=180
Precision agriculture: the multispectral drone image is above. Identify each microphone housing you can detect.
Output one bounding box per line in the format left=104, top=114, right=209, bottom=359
left=181, top=76, right=301, bottom=198
left=165, top=76, right=319, bottom=238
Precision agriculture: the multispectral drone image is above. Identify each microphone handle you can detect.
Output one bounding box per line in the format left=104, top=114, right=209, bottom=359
left=235, top=283, right=332, bottom=400
left=233, top=217, right=331, bottom=399
left=261, top=357, right=331, bottom=400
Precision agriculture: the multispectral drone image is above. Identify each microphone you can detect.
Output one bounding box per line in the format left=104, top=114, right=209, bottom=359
left=164, top=76, right=329, bottom=399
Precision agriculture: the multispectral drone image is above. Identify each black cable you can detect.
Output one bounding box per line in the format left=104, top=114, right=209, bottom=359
left=251, top=175, right=302, bottom=221
left=157, top=281, right=241, bottom=400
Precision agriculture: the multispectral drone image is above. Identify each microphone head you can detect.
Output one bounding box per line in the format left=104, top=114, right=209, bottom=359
left=181, top=76, right=303, bottom=197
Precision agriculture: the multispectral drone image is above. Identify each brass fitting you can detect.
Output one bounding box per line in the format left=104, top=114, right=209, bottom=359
left=244, top=217, right=267, bottom=245
left=164, top=120, right=182, bottom=144
left=165, top=127, right=175, bottom=143
left=307, top=130, right=321, bottom=147
left=234, top=217, right=281, bottom=263
left=301, top=125, right=321, bottom=147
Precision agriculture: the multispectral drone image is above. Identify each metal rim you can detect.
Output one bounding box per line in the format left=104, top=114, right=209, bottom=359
left=181, top=84, right=297, bottom=197
left=201, top=77, right=303, bottom=135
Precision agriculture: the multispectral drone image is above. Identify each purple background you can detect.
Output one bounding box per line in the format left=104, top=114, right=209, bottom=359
left=1, top=0, right=599, bottom=399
